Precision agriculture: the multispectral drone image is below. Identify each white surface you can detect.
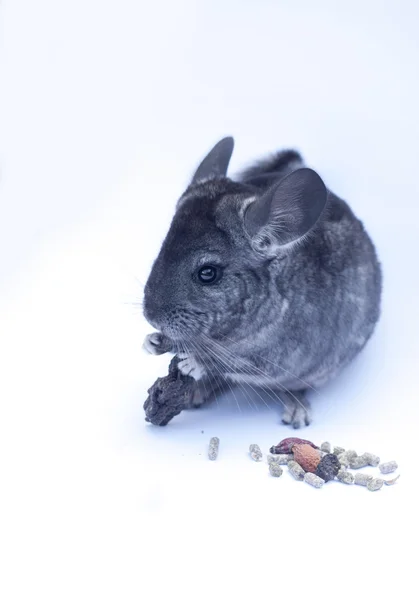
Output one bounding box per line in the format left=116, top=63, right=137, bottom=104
left=1, top=1, right=418, bottom=598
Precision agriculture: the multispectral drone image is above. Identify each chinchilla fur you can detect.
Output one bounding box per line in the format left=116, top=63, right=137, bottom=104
left=142, top=137, right=382, bottom=427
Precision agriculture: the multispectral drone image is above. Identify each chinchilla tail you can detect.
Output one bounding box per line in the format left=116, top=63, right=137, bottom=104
left=239, top=149, right=304, bottom=185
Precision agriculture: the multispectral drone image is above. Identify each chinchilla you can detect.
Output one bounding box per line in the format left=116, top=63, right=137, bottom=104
left=142, top=137, right=382, bottom=427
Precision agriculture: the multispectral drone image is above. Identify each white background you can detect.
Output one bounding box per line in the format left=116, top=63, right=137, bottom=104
left=1, top=1, right=418, bottom=598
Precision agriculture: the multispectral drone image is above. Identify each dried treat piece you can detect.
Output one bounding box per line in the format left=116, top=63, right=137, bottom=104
left=270, top=437, right=319, bottom=455
left=379, top=461, right=398, bottom=475
left=249, top=444, right=263, bottom=462
left=304, top=472, right=325, bottom=489
left=267, top=453, right=292, bottom=465
left=363, top=452, right=380, bottom=467
left=333, top=446, right=345, bottom=456
left=349, top=455, right=369, bottom=469
left=354, top=473, right=373, bottom=487
left=269, top=463, right=283, bottom=477
left=208, top=437, right=220, bottom=461
left=316, top=454, right=341, bottom=482
left=384, top=474, right=400, bottom=486
left=292, top=444, right=321, bottom=473
left=337, top=468, right=355, bottom=485
left=288, top=460, right=305, bottom=481
left=367, top=478, right=384, bottom=492
left=143, top=356, right=196, bottom=425
left=320, top=441, right=332, bottom=453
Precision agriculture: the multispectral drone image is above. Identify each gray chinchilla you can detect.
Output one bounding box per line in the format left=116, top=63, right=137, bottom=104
left=142, top=137, right=382, bottom=427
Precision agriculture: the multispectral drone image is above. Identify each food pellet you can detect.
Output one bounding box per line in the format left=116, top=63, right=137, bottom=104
left=354, top=473, right=373, bottom=487
left=363, top=452, right=380, bottom=467
left=249, top=443, right=263, bottom=462
left=288, top=460, right=305, bottom=481
left=320, top=441, right=331, bottom=453
left=346, top=449, right=358, bottom=461
left=337, top=453, right=351, bottom=468
left=337, top=468, right=355, bottom=485
left=267, top=453, right=292, bottom=465
left=379, top=461, right=398, bottom=475
left=333, top=446, right=345, bottom=456
left=208, top=437, right=220, bottom=461
left=384, top=474, right=400, bottom=486
left=349, top=455, right=369, bottom=469
left=304, top=472, right=325, bottom=489
left=367, top=478, right=384, bottom=492
left=269, top=463, right=283, bottom=477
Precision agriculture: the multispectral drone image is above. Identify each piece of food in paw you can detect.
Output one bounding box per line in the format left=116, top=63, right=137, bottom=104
left=143, top=356, right=196, bottom=426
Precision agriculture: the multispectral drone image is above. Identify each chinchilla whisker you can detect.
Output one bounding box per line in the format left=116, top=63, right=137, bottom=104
left=189, top=334, right=255, bottom=412
left=201, top=338, right=280, bottom=412
left=201, top=332, right=307, bottom=414
left=190, top=317, right=319, bottom=396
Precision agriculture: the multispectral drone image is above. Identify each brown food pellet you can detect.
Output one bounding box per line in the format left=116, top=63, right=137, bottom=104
left=292, top=444, right=321, bottom=473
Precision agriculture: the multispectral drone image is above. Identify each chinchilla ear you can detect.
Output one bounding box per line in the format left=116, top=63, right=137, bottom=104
left=244, top=168, right=328, bottom=254
left=191, top=137, right=234, bottom=183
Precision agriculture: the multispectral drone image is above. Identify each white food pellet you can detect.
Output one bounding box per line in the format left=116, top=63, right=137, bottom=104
left=288, top=460, right=305, bottom=481
left=249, top=443, right=263, bottom=462
left=354, top=473, right=373, bottom=487
left=267, top=453, right=292, bottom=465
left=304, top=472, right=324, bottom=488
left=269, top=463, right=283, bottom=477
left=367, top=478, right=384, bottom=492
left=320, top=441, right=331, bottom=453
left=379, top=461, right=398, bottom=475
left=208, top=437, right=220, bottom=461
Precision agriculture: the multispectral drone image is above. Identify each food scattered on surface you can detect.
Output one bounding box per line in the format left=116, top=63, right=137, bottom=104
left=267, top=453, right=292, bottom=465
left=384, top=474, right=400, bottom=486
left=269, top=463, right=283, bottom=477
left=320, top=441, right=332, bottom=453
left=349, top=455, right=369, bottom=469
left=363, top=452, right=380, bottom=467
left=249, top=443, right=263, bottom=462
left=354, top=473, right=374, bottom=487
left=337, top=468, right=355, bottom=485
left=304, top=472, right=325, bottom=488
left=208, top=437, right=220, bottom=461
left=367, top=478, right=384, bottom=492
left=379, top=461, right=398, bottom=475
left=288, top=460, right=306, bottom=481
left=333, top=446, right=345, bottom=456
left=292, top=443, right=321, bottom=473
left=270, top=437, right=319, bottom=455
left=316, top=453, right=341, bottom=482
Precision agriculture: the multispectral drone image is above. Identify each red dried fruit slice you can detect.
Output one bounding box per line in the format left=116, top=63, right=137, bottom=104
left=270, top=437, right=319, bottom=455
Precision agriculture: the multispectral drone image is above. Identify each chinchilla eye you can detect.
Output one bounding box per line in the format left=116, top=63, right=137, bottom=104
left=197, top=265, right=220, bottom=284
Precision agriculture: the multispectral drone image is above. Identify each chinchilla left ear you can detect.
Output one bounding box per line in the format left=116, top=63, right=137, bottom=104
left=191, top=137, right=234, bottom=183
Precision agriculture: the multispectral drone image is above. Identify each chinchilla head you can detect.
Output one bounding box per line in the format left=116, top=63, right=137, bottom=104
left=143, top=137, right=328, bottom=348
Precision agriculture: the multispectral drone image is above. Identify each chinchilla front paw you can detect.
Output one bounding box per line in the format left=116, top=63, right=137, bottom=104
left=177, top=353, right=205, bottom=381
left=142, top=332, right=173, bottom=355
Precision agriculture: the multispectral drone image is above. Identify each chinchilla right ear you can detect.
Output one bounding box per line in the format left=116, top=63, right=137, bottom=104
left=244, top=168, right=328, bottom=255
left=191, top=137, right=234, bottom=183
